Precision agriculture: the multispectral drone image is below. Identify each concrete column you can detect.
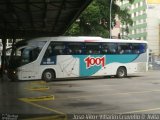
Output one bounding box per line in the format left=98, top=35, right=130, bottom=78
left=11, top=38, right=16, bottom=57
left=0, top=36, right=7, bottom=80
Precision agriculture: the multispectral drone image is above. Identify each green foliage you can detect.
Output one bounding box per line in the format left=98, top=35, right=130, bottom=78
left=65, top=0, right=134, bottom=37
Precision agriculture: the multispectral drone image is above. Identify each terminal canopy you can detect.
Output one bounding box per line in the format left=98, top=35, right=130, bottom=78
left=0, top=0, right=92, bottom=38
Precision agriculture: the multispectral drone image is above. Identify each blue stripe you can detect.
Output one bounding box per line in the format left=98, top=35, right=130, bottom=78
left=73, top=54, right=139, bottom=77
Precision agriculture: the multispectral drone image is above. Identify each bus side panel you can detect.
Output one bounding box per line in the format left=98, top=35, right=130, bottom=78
left=37, top=55, right=80, bottom=79
left=56, top=55, right=80, bottom=78
left=93, top=53, right=148, bottom=76
left=73, top=55, right=106, bottom=77
left=73, top=54, right=140, bottom=77
left=37, top=53, right=147, bottom=79
left=130, top=52, right=148, bottom=72
left=38, top=56, right=65, bottom=79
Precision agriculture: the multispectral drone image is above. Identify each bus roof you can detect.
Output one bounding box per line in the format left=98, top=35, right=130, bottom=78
left=28, top=36, right=148, bottom=44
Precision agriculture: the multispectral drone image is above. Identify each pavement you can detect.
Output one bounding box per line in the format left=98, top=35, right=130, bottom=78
left=149, top=56, right=160, bottom=70
left=1, top=70, right=160, bottom=120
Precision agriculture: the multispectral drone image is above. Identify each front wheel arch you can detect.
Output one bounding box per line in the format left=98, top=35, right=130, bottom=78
left=42, top=69, right=56, bottom=81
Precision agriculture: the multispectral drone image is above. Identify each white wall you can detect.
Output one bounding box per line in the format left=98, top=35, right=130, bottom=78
left=146, top=4, right=160, bottom=55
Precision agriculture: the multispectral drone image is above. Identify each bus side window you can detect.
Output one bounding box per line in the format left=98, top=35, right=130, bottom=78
left=139, top=43, right=146, bottom=53
left=102, top=44, right=108, bottom=54
left=118, top=43, right=132, bottom=54
left=107, top=43, right=117, bottom=54
left=58, top=49, right=64, bottom=55
left=132, top=43, right=146, bottom=54
left=67, top=42, right=83, bottom=55
left=44, top=42, right=55, bottom=58
left=48, top=42, right=66, bottom=55
left=85, top=43, right=101, bottom=55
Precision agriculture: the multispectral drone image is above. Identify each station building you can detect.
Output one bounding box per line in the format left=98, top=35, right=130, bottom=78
left=119, top=0, right=160, bottom=56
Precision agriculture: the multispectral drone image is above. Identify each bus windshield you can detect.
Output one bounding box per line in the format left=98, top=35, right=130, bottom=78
left=9, top=41, right=46, bottom=68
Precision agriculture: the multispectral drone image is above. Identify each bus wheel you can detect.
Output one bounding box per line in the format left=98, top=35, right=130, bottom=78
left=116, top=67, right=127, bottom=78
left=42, top=69, right=55, bottom=82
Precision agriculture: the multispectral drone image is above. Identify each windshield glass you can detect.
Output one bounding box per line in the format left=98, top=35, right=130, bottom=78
left=9, top=41, right=46, bottom=68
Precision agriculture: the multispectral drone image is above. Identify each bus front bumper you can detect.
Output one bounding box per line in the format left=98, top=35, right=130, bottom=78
left=7, top=69, right=18, bottom=81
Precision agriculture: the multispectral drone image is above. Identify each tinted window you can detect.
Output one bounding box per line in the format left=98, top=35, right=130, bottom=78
left=21, top=41, right=46, bottom=65
left=85, top=43, right=101, bottom=54
left=44, top=42, right=147, bottom=56
left=118, top=43, right=132, bottom=54
left=67, top=43, right=83, bottom=55
left=132, top=43, right=146, bottom=54
left=54, top=43, right=66, bottom=55
left=102, top=43, right=118, bottom=54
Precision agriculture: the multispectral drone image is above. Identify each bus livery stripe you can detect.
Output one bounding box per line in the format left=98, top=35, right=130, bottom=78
left=73, top=54, right=139, bottom=76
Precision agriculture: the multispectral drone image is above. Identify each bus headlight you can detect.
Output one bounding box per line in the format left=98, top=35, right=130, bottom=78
left=13, top=71, right=16, bottom=74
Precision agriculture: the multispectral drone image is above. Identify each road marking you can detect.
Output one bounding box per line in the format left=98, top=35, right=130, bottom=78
left=21, top=81, right=67, bottom=119
left=20, top=100, right=67, bottom=119
left=56, top=89, right=160, bottom=100
left=19, top=98, right=67, bottom=120
left=19, top=95, right=54, bottom=102
left=31, top=81, right=47, bottom=84
left=122, top=107, right=160, bottom=114
left=26, top=86, right=49, bottom=91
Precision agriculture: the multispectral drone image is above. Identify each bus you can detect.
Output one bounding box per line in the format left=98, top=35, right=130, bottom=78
left=8, top=36, right=148, bottom=81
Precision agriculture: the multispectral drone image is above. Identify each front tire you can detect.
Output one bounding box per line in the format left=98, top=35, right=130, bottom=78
left=42, top=70, right=55, bottom=82
left=116, top=67, right=127, bottom=78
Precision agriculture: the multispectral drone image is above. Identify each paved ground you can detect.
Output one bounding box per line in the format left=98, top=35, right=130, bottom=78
left=149, top=55, right=160, bottom=70
left=1, top=70, right=160, bottom=119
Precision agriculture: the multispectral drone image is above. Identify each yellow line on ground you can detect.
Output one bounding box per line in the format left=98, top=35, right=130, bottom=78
left=56, top=89, right=160, bottom=100
left=21, top=81, right=67, bottom=119
left=122, top=107, right=160, bottom=114
left=19, top=100, right=67, bottom=120
left=30, top=81, right=47, bottom=84
left=19, top=95, right=54, bottom=102
left=25, top=101, right=66, bottom=116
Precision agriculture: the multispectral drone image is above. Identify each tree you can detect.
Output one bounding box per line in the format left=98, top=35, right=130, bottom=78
left=65, top=0, right=134, bottom=37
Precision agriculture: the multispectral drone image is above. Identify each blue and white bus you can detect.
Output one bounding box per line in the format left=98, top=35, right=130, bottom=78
left=8, top=36, right=148, bottom=81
